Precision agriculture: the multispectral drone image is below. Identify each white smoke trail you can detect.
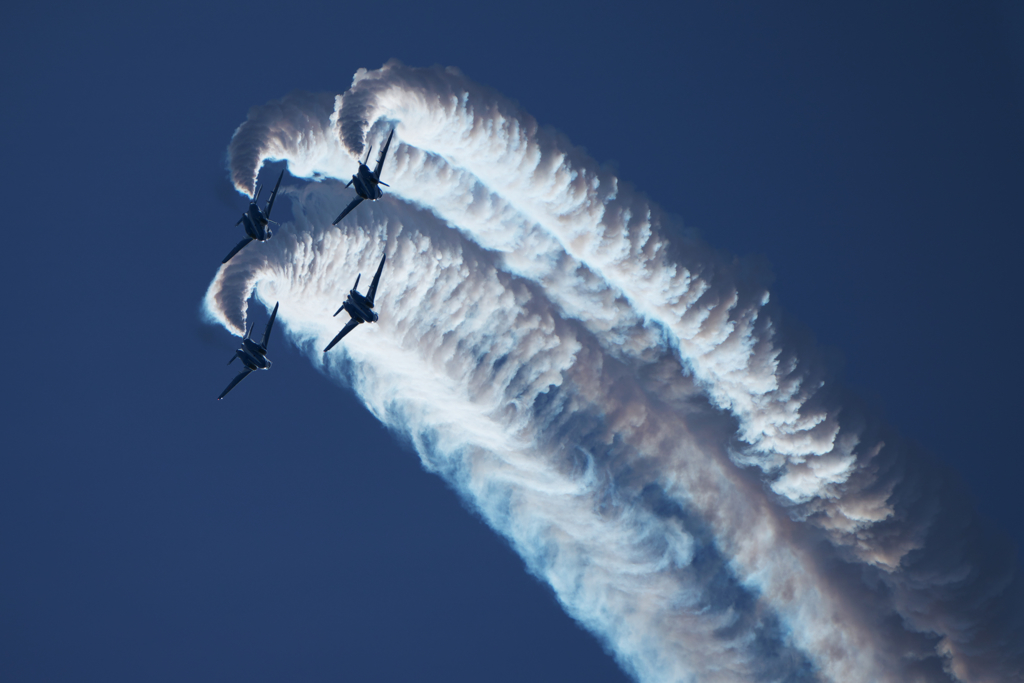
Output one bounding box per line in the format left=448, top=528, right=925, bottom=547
left=205, top=63, right=1023, bottom=683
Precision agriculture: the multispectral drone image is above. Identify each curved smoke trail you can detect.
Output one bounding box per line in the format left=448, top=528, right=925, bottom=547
left=205, top=62, right=1023, bottom=682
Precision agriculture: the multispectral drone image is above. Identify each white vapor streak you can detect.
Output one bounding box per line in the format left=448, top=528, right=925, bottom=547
left=207, top=63, right=1024, bottom=683
left=212, top=198, right=826, bottom=682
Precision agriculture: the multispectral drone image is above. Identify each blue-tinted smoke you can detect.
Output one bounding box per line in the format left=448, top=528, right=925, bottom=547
left=205, top=62, right=1023, bottom=683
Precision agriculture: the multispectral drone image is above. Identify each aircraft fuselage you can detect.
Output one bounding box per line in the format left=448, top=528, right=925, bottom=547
left=350, top=163, right=384, bottom=201
left=248, top=203, right=270, bottom=228
left=237, top=339, right=272, bottom=370
left=343, top=291, right=378, bottom=324
left=241, top=210, right=271, bottom=242
left=240, top=215, right=272, bottom=244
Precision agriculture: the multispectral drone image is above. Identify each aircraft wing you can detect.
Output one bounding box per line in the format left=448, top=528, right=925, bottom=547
left=373, top=129, right=395, bottom=180
left=260, top=302, right=280, bottom=350
left=324, top=318, right=360, bottom=353
left=333, top=197, right=363, bottom=225
left=264, top=170, right=284, bottom=219
left=366, top=253, right=386, bottom=307
left=222, top=237, right=254, bottom=264
left=218, top=368, right=253, bottom=400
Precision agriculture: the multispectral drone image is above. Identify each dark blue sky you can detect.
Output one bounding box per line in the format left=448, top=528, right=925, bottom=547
left=2, top=2, right=1022, bottom=681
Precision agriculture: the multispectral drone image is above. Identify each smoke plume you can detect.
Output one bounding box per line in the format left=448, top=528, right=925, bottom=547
left=205, top=62, right=1023, bottom=683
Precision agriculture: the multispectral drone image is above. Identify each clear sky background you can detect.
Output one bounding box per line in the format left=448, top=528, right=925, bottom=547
left=2, top=2, right=1022, bottom=681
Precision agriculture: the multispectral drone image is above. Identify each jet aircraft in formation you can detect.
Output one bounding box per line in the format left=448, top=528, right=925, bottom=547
left=324, top=253, right=386, bottom=352
left=215, top=129, right=396, bottom=399
left=333, top=129, right=395, bottom=225
left=218, top=302, right=279, bottom=400
left=222, top=170, right=284, bottom=264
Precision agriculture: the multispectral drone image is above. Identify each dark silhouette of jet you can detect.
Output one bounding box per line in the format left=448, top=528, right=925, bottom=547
left=222, top=170, right=284, bottom=264
left=324, top=253, right=386, bottom=352
left=218, top=302, right=279, bottom=400
left=332, top=129, right=395, bottom=225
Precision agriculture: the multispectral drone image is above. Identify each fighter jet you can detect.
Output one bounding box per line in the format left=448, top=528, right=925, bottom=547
left=332, top=129, right=395, bottom=225
left=222, top=170, right=284, bottom=264
left=324, top=253, right=386, bottom=352
left=218, top=302, right=279, bottom=400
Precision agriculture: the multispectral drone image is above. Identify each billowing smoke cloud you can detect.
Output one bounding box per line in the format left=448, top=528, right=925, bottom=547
left=205, top=62, right=1023, bottom=682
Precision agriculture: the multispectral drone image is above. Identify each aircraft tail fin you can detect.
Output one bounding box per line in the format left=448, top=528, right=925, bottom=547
left=264, top=170, right=284, bottom=218
left=353, top=273, right=361, bottom=292
left=253, top=184, right=262, bottom=203
left=363, top=145, right=372, bottom=165
left=228, top=352, right=237, bottom=365
left=366, top=252, right=386, bottom=308
left=373, top=128, right=394, bottom=179
left=244, top=321, right=254, bottom=340
left=260, top=302, right=279, bottom=351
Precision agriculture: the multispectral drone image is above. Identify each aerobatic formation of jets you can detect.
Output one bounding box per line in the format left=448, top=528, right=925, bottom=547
left=213, top=130, right=395, bottom=400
